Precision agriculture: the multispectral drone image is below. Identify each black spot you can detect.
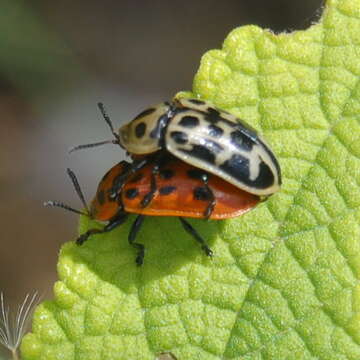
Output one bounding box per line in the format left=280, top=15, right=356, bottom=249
left=170, top=131, right=188, bottom=144
left=220, top=154, right=250, bottom=182
left=125, top=188, right=139, bottom=199
left=180, top=145, right=216, bottom=164
left=204, top=108, right=221, bottom=124
left=159, top=168, right=175, bottom=179
left=135, top=122, right=146, bottom=138
left=179, top=116, right=199, bottom=128
left=230, top=130, right=254, bottom=151
left=133, top=107, right=156, bottom=121
left=159, top=186, right=176, bottom=195
left=189, top=99, right=206, bottom=105
left=187, top=169, right=209, bottom=182
left=129, top=172, right=144, bottom=183
left=97, top=190, right=105, bottom=205
left=259, top=139, right=282, bottom=186
left=219, top=154, right=274, bottom=189
left=193, top=186, right=211, bottom=201
left=208, top=124, right=223, bottom=138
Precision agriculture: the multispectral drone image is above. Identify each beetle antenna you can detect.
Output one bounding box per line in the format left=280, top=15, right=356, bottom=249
left=44, top=168, right=90, bottom=216
left=69, top=103, right=120, bottom=154
left=97, top=102, right=119, bottom=142
left=44, top=201, right=87, bottom=216
left=66, top=168, right=90, bottom=214
left=69, top=139, right=117, bottom=153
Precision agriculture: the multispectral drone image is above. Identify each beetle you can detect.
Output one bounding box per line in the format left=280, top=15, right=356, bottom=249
left=45, top=155, right=260, bottom=265
left=71, top=98, right=281, bottom=205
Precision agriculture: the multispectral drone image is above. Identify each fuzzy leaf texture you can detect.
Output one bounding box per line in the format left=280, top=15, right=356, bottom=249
left=21, top=0, right=360, bottom=359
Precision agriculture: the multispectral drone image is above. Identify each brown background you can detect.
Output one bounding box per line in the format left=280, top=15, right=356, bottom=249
left=0, top=0, right=322, bottom=355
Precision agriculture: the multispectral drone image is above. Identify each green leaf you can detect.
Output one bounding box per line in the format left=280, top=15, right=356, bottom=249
left=21, top=0, right=360, bottom=359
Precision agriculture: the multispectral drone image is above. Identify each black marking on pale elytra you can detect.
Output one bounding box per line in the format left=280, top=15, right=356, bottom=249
left=125, top=188, right=139, bottom=199
left=193, top=186, right=212, bottom=201
left=258, top=138, right=282, bottom=185
left=189, top=99, right=206, bottom=105
left=208, top=124, right=224, bottom=138
left=230, top=130, right=254, bottom=151
left=179, top=115, right=199, bottom=128
left=135, top=122, right=146, bottom=138
left=219, top=154, right=250, bottom=182
left=129, top=172, right=144, bottom=183
left=187, top=168, right=209, bottom=182
left=170, top=131, right=188, bottom=144
left=159, top=168, right=175, bottom=180
left=97, top=190, right=105, bottom=205
left=180, top=145, right=216, bottom=164
left=204, top=108, right=221, bottom=124
left=219, top=154, right=274, bottom=189
left=133, top=108, right=156, bottom=121
left=159, top=186, right=176, bottom=195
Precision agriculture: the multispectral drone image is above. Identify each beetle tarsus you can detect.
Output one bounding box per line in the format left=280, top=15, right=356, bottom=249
left=128, top=215, right=146, bottom=265
left=178, top=217, right=213, bottom=257
left=76, top=212, right=129, bottom=246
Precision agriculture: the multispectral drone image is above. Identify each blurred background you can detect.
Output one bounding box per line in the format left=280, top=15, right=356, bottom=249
left=0, top=0, right=323, bottom=356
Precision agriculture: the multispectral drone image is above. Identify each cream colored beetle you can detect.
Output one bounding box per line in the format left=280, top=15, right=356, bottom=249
left=116, top=98, right=281, bottom=196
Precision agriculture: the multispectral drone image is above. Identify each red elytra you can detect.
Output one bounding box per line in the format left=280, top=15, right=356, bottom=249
left=90, top=160, right=260, bottom=222
left=47, top=157, right=260, bottom=265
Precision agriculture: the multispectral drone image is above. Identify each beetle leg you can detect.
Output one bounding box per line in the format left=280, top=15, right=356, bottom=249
left=187, top=169, right=216, bottom=219
left=140, top=152, right=171, bottom=208
left=128, top=215, right=146, bottom=266
left=203, top=185, right=216, bottom=219
left=178, top=217, right=213, bottom=257
left=76, top=212, right=129, bottom=245
left=109, top=157, right=150, bottom=199
left=140, top=163, right=159, bottom=208
left=198, top=173, right=216, bottom=219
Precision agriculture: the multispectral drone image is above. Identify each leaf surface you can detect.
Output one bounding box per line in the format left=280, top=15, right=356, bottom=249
left=21, top=0, right=360, bottom=359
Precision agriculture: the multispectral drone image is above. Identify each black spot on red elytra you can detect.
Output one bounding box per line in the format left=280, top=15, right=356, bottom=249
left=193, top=186, right=212, bottom=201
left=187, top=169, right=209, bottom=182
left=159, top=186, right=176, bottom=195
left=159, top=168, right=175, bottom=180
left=125, top=188, right=139, bottom=199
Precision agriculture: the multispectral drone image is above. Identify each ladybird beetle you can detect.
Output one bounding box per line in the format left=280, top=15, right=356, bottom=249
left=45, top=156, right=260, bottom=265
left=71, top=99, right=281, bottom=198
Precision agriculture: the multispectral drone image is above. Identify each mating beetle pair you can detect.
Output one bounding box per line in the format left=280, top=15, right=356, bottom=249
left=47, top=97, right=281, bottom=265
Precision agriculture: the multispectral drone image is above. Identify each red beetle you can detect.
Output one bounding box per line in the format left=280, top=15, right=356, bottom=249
left=46, top=156, right=259, bottom=265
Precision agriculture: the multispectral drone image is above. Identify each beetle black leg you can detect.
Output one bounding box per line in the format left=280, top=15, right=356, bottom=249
left=76, top=212, right=129, bottom=245
left=128, top=215, right=146, bottom=266
left=188, top=169, right=216, bottom=219
left=203, top=185, right=216, bottom=219
left=140, top=164, right=159, bottom=208
left=140, top=152, right=171, bottom=208
left=178, top=217, right=213, bottom=257
left=109, top=157, right=150, bottom=199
